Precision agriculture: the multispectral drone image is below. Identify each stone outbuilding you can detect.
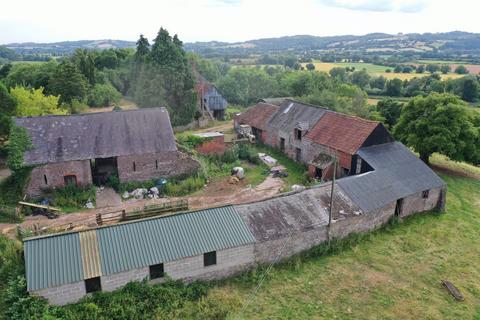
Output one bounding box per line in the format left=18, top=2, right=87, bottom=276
left=15, top=108, right=199, bottom=197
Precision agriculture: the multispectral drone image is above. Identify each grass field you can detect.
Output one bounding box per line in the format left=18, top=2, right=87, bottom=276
left=304, top=61, right=465, bottom=80
left=193, top=155, right=480, bottom=319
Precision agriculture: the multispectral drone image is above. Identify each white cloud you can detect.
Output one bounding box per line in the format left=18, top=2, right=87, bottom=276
left=0, top=0, right=478, bottom=44
left=317, top=0, right=430, bottom=13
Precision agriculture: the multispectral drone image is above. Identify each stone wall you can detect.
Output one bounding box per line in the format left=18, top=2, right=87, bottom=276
left=330, top=202, right=396, bottom=239
left=32, top=280, right=86, bottom=306
left=117, top=151, right=200, bottom=182
left=26, top=160, right=92, bottom=197
left=254, top=227, right=328, bottom=264
left=165, top=244, right=255, bottom=281
left=399, top=186, right=444, bottom=218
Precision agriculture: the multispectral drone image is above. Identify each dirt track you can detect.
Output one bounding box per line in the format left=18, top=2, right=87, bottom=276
left=0, top=175, right=285, bottom=239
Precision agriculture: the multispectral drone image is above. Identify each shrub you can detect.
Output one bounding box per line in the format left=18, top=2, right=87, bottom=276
left=47, top=185, right=96, bottom=211
left=87, top=83, right=122, bottom=107
left=0, top=167, right=32, bottom=207
left=176, top=133, right=208, bottom=150
left=238, top=143, right=261, bottom=165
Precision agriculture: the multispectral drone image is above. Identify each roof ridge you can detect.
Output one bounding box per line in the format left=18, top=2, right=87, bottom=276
left=15, top=107, right=167, bottom=120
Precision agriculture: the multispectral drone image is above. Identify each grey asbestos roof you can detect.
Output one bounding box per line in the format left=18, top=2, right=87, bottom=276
left=236, top=185, right=361, bottom=242
left=266, top=99, right=327, bottom=134
left=24, top=205, right=255, bottom=291
left=337, top=142, right=445, bottom=212
left=15, top=108, right=177, bottom=165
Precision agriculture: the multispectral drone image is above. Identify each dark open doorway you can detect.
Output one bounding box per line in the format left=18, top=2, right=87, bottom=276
left=315, top=167, right=323, bottom=179
left=279, top=138, right=285, bottom=152
left=91, top=157, right=118, bottom=186
left=395, top=198, right=403, bottom=216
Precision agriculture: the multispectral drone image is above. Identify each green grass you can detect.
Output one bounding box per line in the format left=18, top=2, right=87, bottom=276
left=195, top=162, right=480, bottom=319
left=252, top=144, right=310, bottom=189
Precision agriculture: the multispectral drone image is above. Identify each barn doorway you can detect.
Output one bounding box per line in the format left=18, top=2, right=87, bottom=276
left=91, top=157, right=118, bottom=186
left=315, top=167, right=323, bottom=179
left=395, top=198, right=404, bottom=216
left=279, top=138, right=285, bottom=152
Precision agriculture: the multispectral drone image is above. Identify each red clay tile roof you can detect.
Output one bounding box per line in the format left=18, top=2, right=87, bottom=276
left=236, top=103, right=279, bottom=131
left=305, top=112, right=379, bottom=155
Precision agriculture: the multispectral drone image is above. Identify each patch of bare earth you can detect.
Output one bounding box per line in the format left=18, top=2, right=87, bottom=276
left=0, top=176, right=285, bottom=237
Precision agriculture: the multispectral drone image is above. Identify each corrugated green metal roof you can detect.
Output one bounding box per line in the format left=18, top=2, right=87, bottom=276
left=24, top=205, right=255, bottom=291
left=97, top=205, right=255, bottom=275
left=24, top=232, right=84, bottom=291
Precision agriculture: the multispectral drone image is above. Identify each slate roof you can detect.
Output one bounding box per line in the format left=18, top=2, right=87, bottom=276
left=337, top=142, right=445, bottom=212
left=266, top=99, right=327, bottom=134
left=236, top=185, right=360, bottom=241
left=24, top=205, right=255, bottom=291
left=305, top=112, right=380, bottom=155
left=235, top=102, right=279, bottom=131
left=15, top=108, right=177, bottom=165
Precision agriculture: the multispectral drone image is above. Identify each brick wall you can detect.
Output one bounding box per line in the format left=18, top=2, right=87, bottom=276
left=117, top=151, right=200, bottom=182
left=165, top=244, right=255, bottom=281
left=32, top=280, right=86, bottom=306
left=195, top=136, right=226, bottom=155
left=26, top=160, right=92, bottom=197
left=399, top=186, right=444, bottom=218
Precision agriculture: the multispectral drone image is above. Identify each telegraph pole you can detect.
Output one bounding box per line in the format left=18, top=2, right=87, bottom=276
left=328, top=156, right=337, bottom=229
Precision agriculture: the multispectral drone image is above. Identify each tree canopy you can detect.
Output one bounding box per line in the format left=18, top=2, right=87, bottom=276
left=10, top=87, right=65, bottom=117
left=393, top=93, right=480, bottom=165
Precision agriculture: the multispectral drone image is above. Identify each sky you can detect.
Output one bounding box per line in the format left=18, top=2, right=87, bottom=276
left=1, top=0, right=479, bottom=44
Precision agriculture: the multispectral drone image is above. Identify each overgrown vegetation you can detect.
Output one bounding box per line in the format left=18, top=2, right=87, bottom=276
left=43, top=185, right=96, bottom=212
left=6, top=125, right=32, bottom=171
left=0, top=167, right=31, bottom=208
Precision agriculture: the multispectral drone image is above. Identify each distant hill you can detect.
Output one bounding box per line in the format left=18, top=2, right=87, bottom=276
left=4, top=31, right=480, bottom=58
left=4, top=39, right=136, bottom=55
left=184, top=31, right=480, bottom=56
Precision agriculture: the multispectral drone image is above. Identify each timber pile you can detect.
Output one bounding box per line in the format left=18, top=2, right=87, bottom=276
left=122, top=200, right=189, bottom=221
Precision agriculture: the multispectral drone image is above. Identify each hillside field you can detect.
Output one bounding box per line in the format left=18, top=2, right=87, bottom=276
left=304, top=61, right=465, bottom=80
left=194, top=155, right=480, bottom=320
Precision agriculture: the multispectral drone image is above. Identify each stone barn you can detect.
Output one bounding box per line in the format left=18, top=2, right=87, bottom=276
left=234, top=102, right=279, bottom=143
left=15, top=108, right=199, bottom=197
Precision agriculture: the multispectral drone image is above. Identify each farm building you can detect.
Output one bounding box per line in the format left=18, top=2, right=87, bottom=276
left=15, top=108, right=199, bottom=197
left=194, top=73, right=228, bottom=120
left=24, top=137, right=446, bottom=305
left=235, top=99, right=393, bottom=180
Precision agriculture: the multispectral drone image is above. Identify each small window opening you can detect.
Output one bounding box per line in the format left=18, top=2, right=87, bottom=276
left=149, top=263, right=164, bottom=279
left=43, top=174, right=48, bottom=185
left=64, top=175, right=77, bottom=186
left=204, top=251, right=217, bottom=267
left=155, top=160, right=158, bottom=170
left=85, top=277, right=101, bottom=293
left=295, top=129, right=302, bottom=140
left=422, top=190, right=429, bottom=199
left=133, top=162, right=136, bottom=172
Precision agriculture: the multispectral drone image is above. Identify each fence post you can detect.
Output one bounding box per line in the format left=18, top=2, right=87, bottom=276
left=96, top=212, right=102, bottom=226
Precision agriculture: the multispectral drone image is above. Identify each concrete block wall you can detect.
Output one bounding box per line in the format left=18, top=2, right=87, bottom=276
left=165, top=244, right=255, bottom=281
left=101, top=267, right=149, bottom=292
left=32, top=280, right=86, bottom=306
left=117, top=151, right=200, bottom=182
left=399, top=186, right=443, bottom=218
left=26, top=160, right=92, bottom=197
left=254, top=227, right=328, bottom=264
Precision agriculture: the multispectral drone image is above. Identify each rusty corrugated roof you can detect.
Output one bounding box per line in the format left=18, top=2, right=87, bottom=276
left=235, top=103, right=279, bottom=131
left=79, top=230, right=102, bottom=279
left=305, top=111, right=380, bottom=155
